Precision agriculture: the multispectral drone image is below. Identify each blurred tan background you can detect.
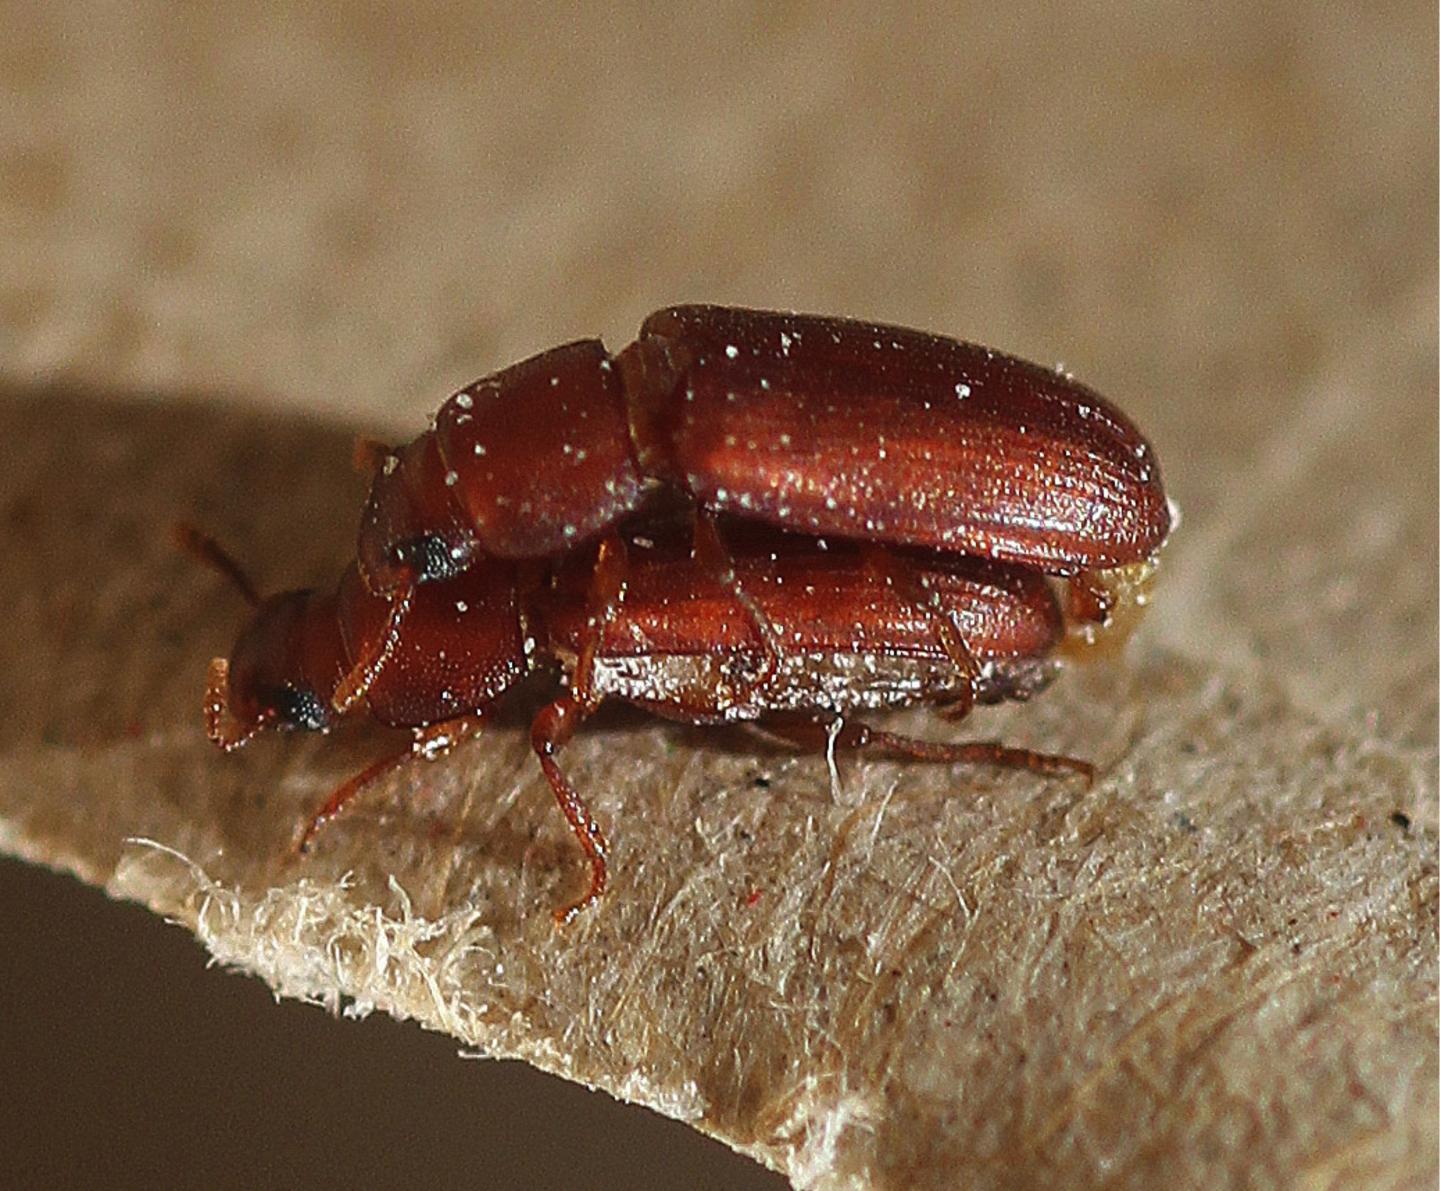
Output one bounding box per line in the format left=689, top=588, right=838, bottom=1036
left=1, top=3, right=1434, bottom=1188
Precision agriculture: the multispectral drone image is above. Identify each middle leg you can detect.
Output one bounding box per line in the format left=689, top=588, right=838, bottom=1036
left=691, top=509, right=784, bottom=702
left=530, top=694, right=610, bottom=923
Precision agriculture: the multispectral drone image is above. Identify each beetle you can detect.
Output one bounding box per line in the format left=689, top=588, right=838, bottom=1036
left=342, top=306, right=1171, bottom=712
left=181, top=520, right=1090, bottom=921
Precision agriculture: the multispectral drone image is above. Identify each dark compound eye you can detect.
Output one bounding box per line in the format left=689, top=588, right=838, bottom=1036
left=392, top=534, right=467, bottom=583
left=268, top=685, right=330, bottom=732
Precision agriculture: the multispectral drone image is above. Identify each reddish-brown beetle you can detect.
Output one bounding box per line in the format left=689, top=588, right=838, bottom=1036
left=342, top=306, right=1171, bottom=710
left=183, top=521, right=1090, bottom=921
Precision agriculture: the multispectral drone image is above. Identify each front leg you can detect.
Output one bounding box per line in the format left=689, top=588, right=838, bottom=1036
left=330, top=584, right=414, bottom=714
left=298, top=712, right=489, bottom=852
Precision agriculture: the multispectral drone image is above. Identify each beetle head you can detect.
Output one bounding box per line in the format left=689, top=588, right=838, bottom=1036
left=173, top=525, right=350, bottom=751
left=207, top=589, right=348, bottom=751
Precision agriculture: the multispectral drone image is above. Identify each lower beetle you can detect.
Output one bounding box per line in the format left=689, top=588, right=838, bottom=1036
left=182, top=521, right=1090, bottom=921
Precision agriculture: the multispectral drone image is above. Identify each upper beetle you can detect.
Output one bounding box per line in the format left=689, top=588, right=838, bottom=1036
left=342, top=306, right=1170, bottom=708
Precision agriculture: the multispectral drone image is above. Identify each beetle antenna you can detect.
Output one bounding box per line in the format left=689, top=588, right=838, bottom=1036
left=172, top=522, right=263, bottom=608
left=352, top=436, right=393, bottom=478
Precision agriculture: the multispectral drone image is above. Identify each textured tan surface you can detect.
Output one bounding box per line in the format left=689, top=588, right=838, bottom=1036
left=2, top=3, right=1435, bottom=1188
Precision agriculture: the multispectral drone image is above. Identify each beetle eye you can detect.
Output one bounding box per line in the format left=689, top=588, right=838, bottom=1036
left=392, top=534, right=466, bottom=583
left=269, top=685, right=329, bottom=732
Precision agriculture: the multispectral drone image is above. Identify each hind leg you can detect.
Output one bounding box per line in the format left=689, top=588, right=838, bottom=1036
left=858, top=544, right=981, bottom=720
left=753, top=713, right=1092, bottom=783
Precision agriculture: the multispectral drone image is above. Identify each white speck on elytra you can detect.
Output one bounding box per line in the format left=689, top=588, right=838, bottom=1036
left=473, top=443, right=486, bottom=456
left=454, top=392, right=473, bottom=410
left=455, top=601, right=468, bottom=613
left=725, top=344, right=739, bottom=359
left=955, top=382, right=971, bottom=399
left=445, top=471, right=459, bottom=486
left=383, top=455, right=399, bottom=476
left=550, top=376, right=560, bottom=386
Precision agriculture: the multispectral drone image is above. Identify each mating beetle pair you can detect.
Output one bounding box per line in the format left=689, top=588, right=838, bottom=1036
left=193, top=305, right=1171, bottom=920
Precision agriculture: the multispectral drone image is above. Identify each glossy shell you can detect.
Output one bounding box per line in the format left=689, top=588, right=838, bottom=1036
left=623, top=306, right=1170, bottom=575
left=537, top=528, right=1063, bottom=722
left=356, top=305, right=1172, bottom=595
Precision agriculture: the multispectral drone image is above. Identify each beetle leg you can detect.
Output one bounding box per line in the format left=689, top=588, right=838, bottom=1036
left=1066, top=569, right=1114, bottom=626
left=859, top=544, right=980, bottom=720
left=570, top=534, right=629, bottom=711
left=298, top=712, right=489, bottom=852
left=1062, top=561, right=1160, bottom=657
left=692, top=509, right=784, bottom=700
left=331, top=584, right=414, bottom=714
left=533, top=535, right=629, bottom=921
left=753, top=713, right=1092, bottom=784
left=530, top=695, right=610, bottom=923
left=352, top=435, right=393, bottom=478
